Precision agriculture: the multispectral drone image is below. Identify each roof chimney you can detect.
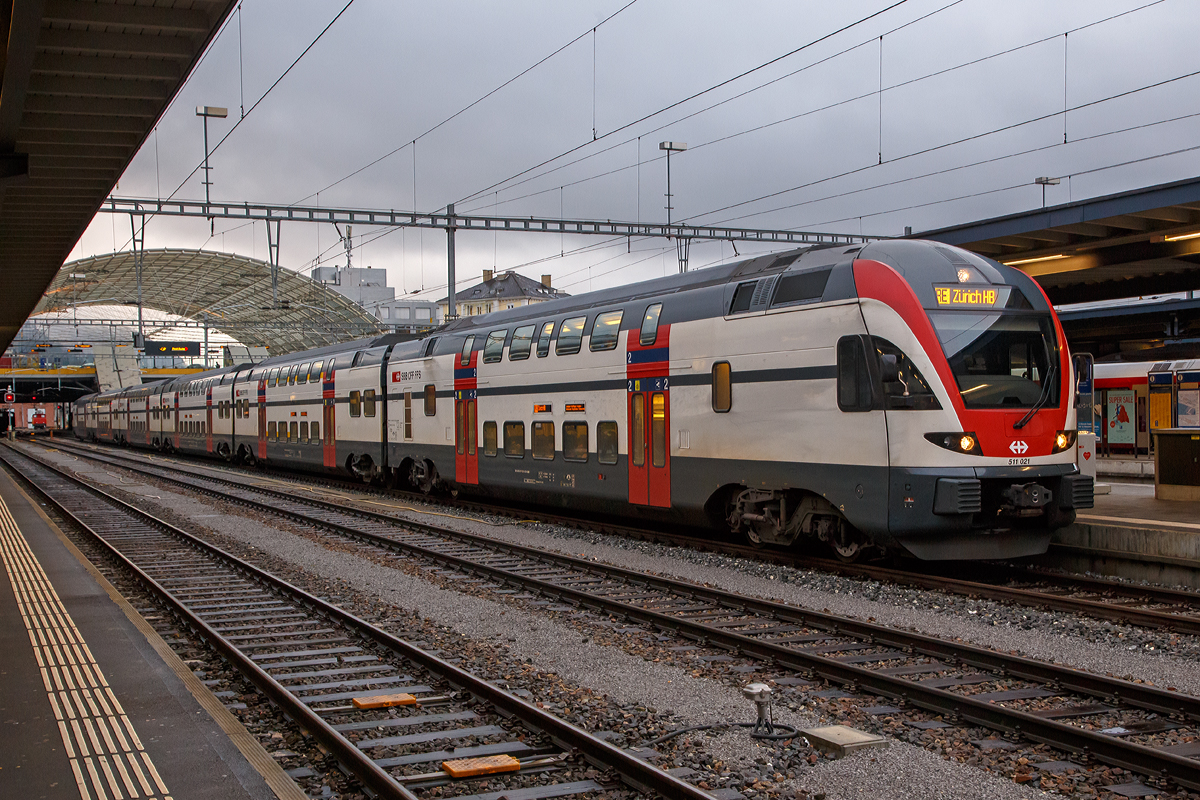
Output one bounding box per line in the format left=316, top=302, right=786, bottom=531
left=541, top=274, right=552, bottom=288
left=483, top=269, right=493, bottom=282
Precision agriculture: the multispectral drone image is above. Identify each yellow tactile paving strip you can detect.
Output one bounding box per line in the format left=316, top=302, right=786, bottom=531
left=0, top=495, right=172, bottom=800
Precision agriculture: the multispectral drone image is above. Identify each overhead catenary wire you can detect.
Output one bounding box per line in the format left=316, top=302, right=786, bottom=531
left=293, top=0, right=641, bottom=207
left=455, top=0, right=914, bottom=207
left=459, top=0, right=1161, bottom=218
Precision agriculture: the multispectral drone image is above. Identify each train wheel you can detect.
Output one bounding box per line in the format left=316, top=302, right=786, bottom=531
left=409, top=458, right=438, bottom=494
left=829, top=525, right=869, bottom=562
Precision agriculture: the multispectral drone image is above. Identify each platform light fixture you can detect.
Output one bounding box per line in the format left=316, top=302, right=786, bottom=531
left=1034, top=176, right=1061, bottom=208
left=659, top=141, right=688, bottom=225
left=1164, top=231, right=1200, bottom=242
left=1002, top=253, right=1067, bottom=267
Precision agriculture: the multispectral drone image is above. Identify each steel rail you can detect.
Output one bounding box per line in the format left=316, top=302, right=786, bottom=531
left=1, top=443, right=714, bottom=800
left=38, top=441, right=1200, bottom=791
left=48, top=439, right=1200, bottom=634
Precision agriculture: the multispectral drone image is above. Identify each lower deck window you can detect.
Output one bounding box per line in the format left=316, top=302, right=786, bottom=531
left=504, top=421, right=525, bottom=457
left=562, top=421, right=588, bottom=462
left=483, top=421, right=497, bottom=456
left=268, top=421, right=277, bottom=440
left=311, top=421, right=320, bottom=443
left=532, top=421, right=554, bottom=460
left=290, top=421, right=298, bottom=441
left=300, top=421, right=309, bottom=440
left=349, top=390, right=361, bottom=417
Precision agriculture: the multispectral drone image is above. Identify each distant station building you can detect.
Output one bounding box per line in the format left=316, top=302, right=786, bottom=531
left=439, top=270, right=567, bottom=319
left=311, top=264, right=440, bottom=332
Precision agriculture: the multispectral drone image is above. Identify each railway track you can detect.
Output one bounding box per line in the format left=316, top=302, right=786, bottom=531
left=25, top=439, right=1200, bottom=793
left=0, top=443, right=710, bottom=800
left=46, top=437, right=1200, bottom=637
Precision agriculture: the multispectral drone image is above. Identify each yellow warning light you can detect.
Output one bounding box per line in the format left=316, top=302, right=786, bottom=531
left=442, top=754, right=521, bottom=778
left=959, top=435, right=976, bottom=452
left=351, top=692, right=417, bottom=710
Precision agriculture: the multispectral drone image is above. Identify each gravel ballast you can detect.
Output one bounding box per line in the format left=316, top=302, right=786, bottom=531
left=32, top=444, right=1198, bottom=798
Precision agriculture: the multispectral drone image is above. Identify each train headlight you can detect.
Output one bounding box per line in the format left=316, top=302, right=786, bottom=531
left=925, top=432, right=984, bottom=456
left=1052, top=430, right=1077, bottom=454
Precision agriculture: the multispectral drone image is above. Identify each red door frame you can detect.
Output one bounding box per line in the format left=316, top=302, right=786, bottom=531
left=625, top=324, right=671, bottom=508
left=205, top=387, right=214, bottom=454
left=257, top=379, right=268, bottom=459
left=454, top=350, right=479, bottom=485
left=322, top=361, right=337, bottom=468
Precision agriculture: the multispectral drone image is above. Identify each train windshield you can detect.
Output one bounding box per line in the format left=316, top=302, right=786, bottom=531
left=929, top=312, right=1059, bottom=409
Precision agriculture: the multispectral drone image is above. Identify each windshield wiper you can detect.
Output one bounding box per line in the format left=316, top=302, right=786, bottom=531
left=1013, top=362, right=1056, bottom=429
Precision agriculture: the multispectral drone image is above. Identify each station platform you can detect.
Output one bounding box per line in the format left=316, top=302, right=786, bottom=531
left=0, top=467, right=299, bottom=800
left=1046, top=480, right=1200, bottom=588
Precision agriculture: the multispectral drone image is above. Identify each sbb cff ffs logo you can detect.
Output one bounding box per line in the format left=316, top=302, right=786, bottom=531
left=1009, top=440, right=1029, bottom=455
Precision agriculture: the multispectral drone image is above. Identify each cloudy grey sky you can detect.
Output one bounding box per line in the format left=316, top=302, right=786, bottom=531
left=69, top=0, right=1200, bottom=301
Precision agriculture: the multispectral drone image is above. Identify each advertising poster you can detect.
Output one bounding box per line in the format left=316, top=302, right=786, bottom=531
left=1107, top=390, right=1136, bottom=445
left=1179, top=390, right=1200, bottom=428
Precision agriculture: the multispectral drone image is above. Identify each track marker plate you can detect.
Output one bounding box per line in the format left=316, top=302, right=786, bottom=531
left=442, top=754, right=522, bottom=777
left=352, top=692, right=416, bottom=709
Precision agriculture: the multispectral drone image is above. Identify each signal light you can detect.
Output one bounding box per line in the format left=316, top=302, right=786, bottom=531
left=4, top=392, right=12, bottom=403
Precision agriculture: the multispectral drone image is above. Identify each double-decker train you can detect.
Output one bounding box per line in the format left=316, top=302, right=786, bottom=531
left=74, top=239, right=1092, bottom=561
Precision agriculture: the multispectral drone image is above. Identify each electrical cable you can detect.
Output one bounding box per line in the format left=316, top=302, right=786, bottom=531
left=294, top=0, right=641, bottom=206
left=455, top=0, right=913, bottom=207
left=461, top=0, right=1162, bottom=217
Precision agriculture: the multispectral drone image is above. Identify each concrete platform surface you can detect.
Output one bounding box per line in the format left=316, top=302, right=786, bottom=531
left=0, top=468, right=287, bottom=800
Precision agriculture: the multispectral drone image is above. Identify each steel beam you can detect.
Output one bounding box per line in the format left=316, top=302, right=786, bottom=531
left=102, top=196, right=884, bottom=246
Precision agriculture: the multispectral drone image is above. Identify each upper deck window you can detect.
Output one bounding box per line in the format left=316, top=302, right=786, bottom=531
left=509, top=325, right=535, bottom=360
left=640, top=304, right=662, bottom=345
left=483, top=330, right=507, bottom=363
left=460, top=335, right=475, bottom=366
left=589, top=311, right=623, bottom=351
left=556, top=317, right=586, bottom=355
left=771, top=269, right=830, bottom=308
left=536, top=322, right=555, bottom=358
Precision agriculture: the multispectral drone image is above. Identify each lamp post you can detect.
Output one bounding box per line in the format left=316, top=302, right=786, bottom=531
left=1035, top=176, right=1060, bottom=209
left=196, top=106, right=228, bottom=233
left=659, top=141, right=688, bottom=225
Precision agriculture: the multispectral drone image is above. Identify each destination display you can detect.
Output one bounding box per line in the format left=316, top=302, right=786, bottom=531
left=146, top=341, right=200, bottom=356
left=933, top=285, right=1001, bottom=308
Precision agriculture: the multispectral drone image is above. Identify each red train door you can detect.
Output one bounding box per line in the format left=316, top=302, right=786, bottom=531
left=626, top=320, right=671, bottom=508
left=205, top=387, right=214, bottom=454
left=322, top=359, right=337, bottom=468
left=454, top=348, right=479, bottom=485
left=257, top=379, right=268, bottom=460
left=173, top=392, right=179, bottom=449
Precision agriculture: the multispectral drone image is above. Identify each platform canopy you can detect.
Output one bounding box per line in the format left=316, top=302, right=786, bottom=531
left=36, top=249, right=388, bottom=353
left=0, top=0, right=238, bottom=352
left=919, top=176, right=1200, bottom=305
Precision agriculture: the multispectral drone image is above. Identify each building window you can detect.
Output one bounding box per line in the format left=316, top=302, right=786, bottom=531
left=416, top=307, right=430, bottom=320
left=381, top=307, right=390, bottom=319
left=712, top=362, right=732, bottom=412
left=504, top=421, right=525, bottom=457
left=399, top=307, right=411, bottom=319
left=424, top=384, right=437, bottom=415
